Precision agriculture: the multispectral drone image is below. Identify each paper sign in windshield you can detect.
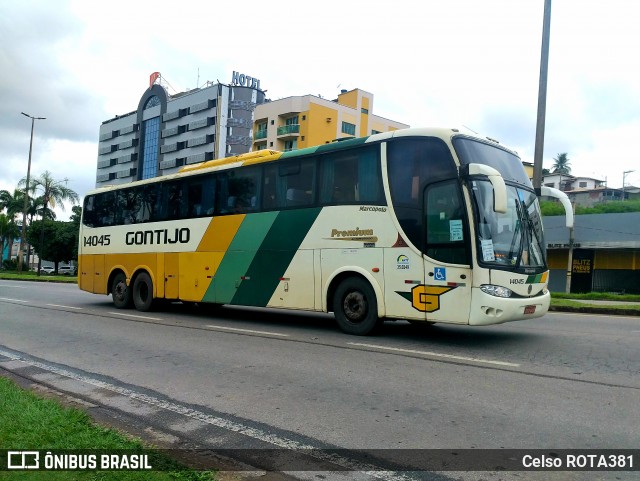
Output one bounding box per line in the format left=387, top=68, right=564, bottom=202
left=449, top=220, right=463, bottom=241
left=481, top=239, right=495, bottom=262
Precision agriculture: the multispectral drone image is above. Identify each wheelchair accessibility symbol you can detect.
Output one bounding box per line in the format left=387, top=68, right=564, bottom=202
left=434, top=267, right=446, bottom=281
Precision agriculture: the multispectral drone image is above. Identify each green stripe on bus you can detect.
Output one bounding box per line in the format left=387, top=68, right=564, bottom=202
left=202, top=212, right=279, bottom=304
left=230, top=207, right=322, bottom=307
left=526, top=274, right=542, bottom=284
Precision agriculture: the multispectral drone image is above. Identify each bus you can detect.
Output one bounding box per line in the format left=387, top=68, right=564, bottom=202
left=79, top=127, right=571, bottom=335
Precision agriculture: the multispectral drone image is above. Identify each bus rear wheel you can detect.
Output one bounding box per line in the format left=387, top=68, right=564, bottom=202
left=132, top=272, right=154, bottom=312
left=112, top=272, right=132, bottom=309
left=333, top=277, right=381, bottom=335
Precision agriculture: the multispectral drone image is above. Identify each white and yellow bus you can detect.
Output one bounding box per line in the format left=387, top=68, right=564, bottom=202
left=79, top=127, right=571, bottom=335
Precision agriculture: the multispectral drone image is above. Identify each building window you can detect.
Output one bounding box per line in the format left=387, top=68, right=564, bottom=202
left=361, top=108, right=369, bottom=114
left=341, top=122, right=356, bottom=136
left=284, top=140, right=297, bottom=152
left=285, top=115, right=299, bottom=126
left=144, top=96, right=161, bottom=110
left=141, top=117, right=160, bottom=179
left=579, top=181, right=587, bottom=188
left=371, top=130, right=381, bottom=135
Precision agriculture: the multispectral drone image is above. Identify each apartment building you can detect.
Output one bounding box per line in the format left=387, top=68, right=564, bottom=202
left=252, top=88, right=409, bottom=152
left=95, top=72, right=265, bottom=186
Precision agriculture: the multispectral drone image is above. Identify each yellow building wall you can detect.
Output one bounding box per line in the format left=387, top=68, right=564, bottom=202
left=546, top=249, right=639, bottom=270
left=595, top=250, right=639, bottom=269
left=306, top=103, right=339, bottom=146
left=337, top=90, right=358, bottom=109
left=546, top=250, right=567, bottom=269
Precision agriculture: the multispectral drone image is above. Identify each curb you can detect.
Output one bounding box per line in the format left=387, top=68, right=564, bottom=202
left=549, top=306, right=640, bottom=317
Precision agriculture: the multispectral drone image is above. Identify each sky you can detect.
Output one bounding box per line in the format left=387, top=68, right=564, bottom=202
left=1, top=0, right=640, bottom=220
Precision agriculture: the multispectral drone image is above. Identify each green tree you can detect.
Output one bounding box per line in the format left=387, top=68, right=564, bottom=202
left=0, top=189, right=25, bottom=220
left=19, top=171, right=79, bottom=272
left=26, top=220, right=77, bottom=273
left=552, top=153, right=571, bottom=175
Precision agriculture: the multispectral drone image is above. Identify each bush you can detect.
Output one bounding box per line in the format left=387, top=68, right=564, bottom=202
left=1, top=259, right=27, bottom=271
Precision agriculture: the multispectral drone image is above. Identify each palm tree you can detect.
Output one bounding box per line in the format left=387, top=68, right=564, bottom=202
left=19, top=171, right=79, bottom=273
left=552, top=153, right=571, bottom=175
left=0, top=189, right=39, bottom=269
left=0, top=189, right=24, bottom=220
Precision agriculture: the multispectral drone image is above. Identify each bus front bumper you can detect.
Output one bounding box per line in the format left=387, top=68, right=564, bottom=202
left=469, top=288, right=550, bottom=326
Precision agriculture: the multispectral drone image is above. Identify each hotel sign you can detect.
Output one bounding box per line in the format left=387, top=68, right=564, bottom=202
left=231, top=71, right=261, bottom=90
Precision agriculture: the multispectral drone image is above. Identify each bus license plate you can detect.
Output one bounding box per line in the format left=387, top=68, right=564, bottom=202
left=524, top=305, right=536, bottom=315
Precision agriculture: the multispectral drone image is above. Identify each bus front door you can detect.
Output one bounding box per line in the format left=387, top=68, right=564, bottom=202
left=422, top=180, right=472, bottom=324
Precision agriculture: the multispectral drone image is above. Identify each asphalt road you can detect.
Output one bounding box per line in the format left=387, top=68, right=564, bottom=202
left=1, top=280, right=638, bottom=481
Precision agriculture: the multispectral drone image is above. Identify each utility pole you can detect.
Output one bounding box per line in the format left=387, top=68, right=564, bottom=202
left=18, top=112, right=46, bottom=273
left=532, top=0, right=552, bottom=194
left=622, top=170, right=634, bottom=201
left=565, top=200, right=576, bottom=293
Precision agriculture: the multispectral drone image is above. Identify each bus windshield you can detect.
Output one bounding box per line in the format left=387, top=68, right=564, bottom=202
left=469, top=180, right=545, bottom=268
left=453, top=136, right=545, bottom=270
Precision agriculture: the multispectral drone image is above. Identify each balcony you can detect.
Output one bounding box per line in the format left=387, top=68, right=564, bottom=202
left=254, top=129, right=267, bottom=140
left=277, top=124, right=300, bottom=138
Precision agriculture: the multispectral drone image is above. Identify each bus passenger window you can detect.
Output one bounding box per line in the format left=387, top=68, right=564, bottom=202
left=219, top=168, right=260, bottom=214
left=165, top=182, right=184, bottom=219
left=187, top=182, right=204, bottom=217
left=262, top=166, right=277, bottom=210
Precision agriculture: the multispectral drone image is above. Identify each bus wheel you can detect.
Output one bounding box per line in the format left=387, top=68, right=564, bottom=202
left=333, top=277, right=380, bottom=335
left=132, top=272, right=154, bottom=312
left=112, top=272, right=132, bottom=309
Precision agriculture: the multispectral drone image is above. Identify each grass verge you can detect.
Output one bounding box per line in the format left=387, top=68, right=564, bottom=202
left=0, top=376, right=214, bottom=480
left=0, top=272, right=76, bottom=283
left=551, top=292, right=640, bottom=302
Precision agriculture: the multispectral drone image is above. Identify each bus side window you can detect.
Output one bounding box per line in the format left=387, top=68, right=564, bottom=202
left=83, top=196, right=96, bottom=227
left=319, top=146, right=381, bottom=205
left=116, top=187, right=143, bottom=225
left=280, top=159, right=315, bottom=207
left=262, top=165, right=277, bottom=210
left=136, top=184, right=161, bottom=223
left=164, top=181, right=185, bottom=220
left=425, top=180, right=468, bottom=264
left=217, top=168, right=260, bottom=214
left=95, top=192, right=115, bottom=227
left=186, top=181, right=204, bottom=217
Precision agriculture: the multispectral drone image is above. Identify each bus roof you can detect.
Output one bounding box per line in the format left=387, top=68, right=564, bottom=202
left=86, top=127, right=513, bottom=196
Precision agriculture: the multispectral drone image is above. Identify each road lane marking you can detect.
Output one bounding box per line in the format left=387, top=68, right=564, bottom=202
left=206, top=325, right=289, bottom=337
left=347, top=342, right=520, bottom=367
left=0, top=297, right=29, bottom=303
left=0, top=347, right=412, bottom=481
left=108, top=312, right=162, bottom=321
left=47, top=304, right=83, bottom=310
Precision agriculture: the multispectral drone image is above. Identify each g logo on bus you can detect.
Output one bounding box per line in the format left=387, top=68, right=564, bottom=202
left=396, top=285, right=456, bottom=312
left=412, top=285, right=455, bottom=312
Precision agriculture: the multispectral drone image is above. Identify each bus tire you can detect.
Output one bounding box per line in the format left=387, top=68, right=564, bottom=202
left=333, top=277, right=381, bottom=335
left=132, top=272, right=154, bottom=312
left=112, top=272, right=132, bottom=309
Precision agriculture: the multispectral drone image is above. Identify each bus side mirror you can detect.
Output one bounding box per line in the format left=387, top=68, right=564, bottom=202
left=465, top=163, right=508, bottom=213
left=540, top=186, right=574, bottom=228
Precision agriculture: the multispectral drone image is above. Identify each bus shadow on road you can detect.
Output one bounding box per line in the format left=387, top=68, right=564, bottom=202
left=161, top=301, right=535, bottom=349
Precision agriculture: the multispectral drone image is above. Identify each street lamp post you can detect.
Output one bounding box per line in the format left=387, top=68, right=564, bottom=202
left=17, top=112, right=46, bottom=274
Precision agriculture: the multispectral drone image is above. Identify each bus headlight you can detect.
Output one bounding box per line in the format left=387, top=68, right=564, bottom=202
left=480, top=284, right=513, bottom=298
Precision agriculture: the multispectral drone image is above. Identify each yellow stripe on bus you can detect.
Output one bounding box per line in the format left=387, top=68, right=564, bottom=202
left=197, top=215, right=246, bottom=252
